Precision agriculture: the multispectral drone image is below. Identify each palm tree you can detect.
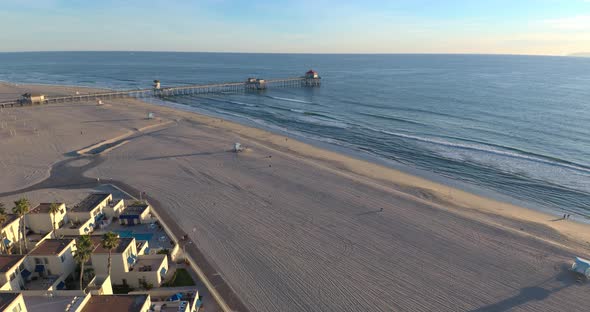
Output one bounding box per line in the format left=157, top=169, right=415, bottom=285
left=0, top=203, right=7, bottom=255
left=0, top=203, right=6, bottom=225
left=74, top=235, right=93, bottom=290
left=101, top=232, right=119, bottom=277
left=48, top=203, right=61, bottom=235
left=12, top=198, right=30, bottom=254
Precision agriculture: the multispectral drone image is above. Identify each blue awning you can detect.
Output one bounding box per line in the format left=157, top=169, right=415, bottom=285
left=167, top=293, right=182, bottom=301
left=35, top=264, right=45, bottom=272
left=3, top=238, right=11, bottom=246
left=21, top=269, right=31, bottom=279
left=127, top=256, right=135, bottom=264
left=196, top=299, right=202, bottom=307
left=160, top=267, right=166, bottom=276
left=144, top=247, right=150, bottom=255
left=56, top=281, right=66, bottom=290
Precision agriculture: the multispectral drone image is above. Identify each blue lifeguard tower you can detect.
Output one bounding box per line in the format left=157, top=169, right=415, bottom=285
left=571, top=257, right=590, bottom=278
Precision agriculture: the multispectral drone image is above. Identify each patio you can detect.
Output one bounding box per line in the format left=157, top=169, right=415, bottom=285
left=24, top=275, right=60, bottom=290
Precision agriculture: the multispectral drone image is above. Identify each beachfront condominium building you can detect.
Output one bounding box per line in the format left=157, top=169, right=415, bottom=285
left=2, top=293, right=151, bottom=312
left=55, top=216, right=95, bottom=237
left=26, top=203, right=67, bottom=234
left=119, top=203, right=152, bottom=225
left=78, top=294, right=151, bottom=312
left=0, top=215, right=21, bottom=254
left=89, top=236, right=168, bottom=288
left=0, top=255, right=27, bottom=291
left=69, top=193, right=112, bottom=225
left=0, top=293, right=26, bottom=312
left=103, top=198, right=125, bottom=219
left=27, top=239, right=76, bottom=278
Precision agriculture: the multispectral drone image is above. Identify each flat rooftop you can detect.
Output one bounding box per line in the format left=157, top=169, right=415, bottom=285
left=71, top=193, right=110, bottom=212
left=24, top=295, right=78, bottom=312
left=121, top=203, right=149, bottom=216
left=0, top=255, right=24, bottom=272
left=81, top=295, right=149, bottom=312
left=30, top=203, right=64, bottom=214
left=0, top=293, right=19, bottom=311
left=30, top=239, right=74, bottom=255
left=134, top=255, right=165, bottom=272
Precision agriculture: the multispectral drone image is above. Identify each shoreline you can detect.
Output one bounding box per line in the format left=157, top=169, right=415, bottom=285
left=3, top=81, right=590, bottom=248
left=145, top=97, right=582, bottom=221
left=138, top=97, right=590, bottom=247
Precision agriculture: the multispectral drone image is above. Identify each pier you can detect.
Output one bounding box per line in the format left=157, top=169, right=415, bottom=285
left=0, top=71, right=321, bottom=108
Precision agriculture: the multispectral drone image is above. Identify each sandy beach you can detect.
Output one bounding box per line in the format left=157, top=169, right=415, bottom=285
left=1, top=83, right=590, bottom=311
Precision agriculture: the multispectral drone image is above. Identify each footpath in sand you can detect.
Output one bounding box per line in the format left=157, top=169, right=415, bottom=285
left=2, top=84, right=590, bottom=312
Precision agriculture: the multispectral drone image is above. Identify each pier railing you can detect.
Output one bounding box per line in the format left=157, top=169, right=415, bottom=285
left=0, top=74, right=321, bottom=108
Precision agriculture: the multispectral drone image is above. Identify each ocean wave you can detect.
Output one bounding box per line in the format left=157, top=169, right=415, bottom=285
left=296, top=115, right=349, bottom=129
left=357, top=112, right=427, bottom=126
left=227, top=100, right=257, bottom=107
left=267, top=95, right=313, bottom=104
left=364, top=127, right=590, bottom=174
left=190, top=96, right=257, bottom=107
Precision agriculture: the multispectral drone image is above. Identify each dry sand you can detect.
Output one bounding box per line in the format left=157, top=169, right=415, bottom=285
left=1, top=84, right=590, bottom=311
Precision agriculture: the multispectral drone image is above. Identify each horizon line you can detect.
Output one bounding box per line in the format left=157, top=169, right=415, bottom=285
left=0, top=50, right=584, bottom=58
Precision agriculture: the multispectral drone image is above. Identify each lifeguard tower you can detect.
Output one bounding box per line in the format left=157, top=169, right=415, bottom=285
left=304, top=70, right=321, bottom=87
left=572, top=257, right=590, bottom=279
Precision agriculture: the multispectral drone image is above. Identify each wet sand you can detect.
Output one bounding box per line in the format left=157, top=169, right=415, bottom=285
left=1, top=83, right=590, bottom=311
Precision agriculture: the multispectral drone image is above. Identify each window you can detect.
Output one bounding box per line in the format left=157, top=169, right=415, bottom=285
left=60, top=255, right=65, bottom=262
left=44, top=258, right=49, bottom=264
left=12, top=303, right=22, bottom=312
left=34, top=258, right=41, bottom=265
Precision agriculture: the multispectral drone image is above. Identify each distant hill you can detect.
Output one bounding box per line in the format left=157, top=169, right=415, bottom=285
left=570, top=53, right=590, bottom=57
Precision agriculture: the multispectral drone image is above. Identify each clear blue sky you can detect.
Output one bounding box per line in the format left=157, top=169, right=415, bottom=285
left=1, top=0, right=589, bottom=55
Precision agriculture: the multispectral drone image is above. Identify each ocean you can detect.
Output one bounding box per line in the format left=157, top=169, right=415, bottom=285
left=1, top=52, right=589, bottom=216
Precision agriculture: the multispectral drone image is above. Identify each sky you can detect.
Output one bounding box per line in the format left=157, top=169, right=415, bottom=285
left=0, top=0, right=589, bottom=55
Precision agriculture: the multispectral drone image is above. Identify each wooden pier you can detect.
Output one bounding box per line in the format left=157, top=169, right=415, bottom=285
left=0, top=71, right=321, bottom=108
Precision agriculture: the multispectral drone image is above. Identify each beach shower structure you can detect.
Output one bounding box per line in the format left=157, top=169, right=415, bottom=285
left=0, top=70, right=322, bottom=108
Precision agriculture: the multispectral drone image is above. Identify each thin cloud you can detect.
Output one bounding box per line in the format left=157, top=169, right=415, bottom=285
left=544, top=15, right=590, bottom=31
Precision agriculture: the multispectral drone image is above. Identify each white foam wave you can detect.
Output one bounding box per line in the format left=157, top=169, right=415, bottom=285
left=228, top=100, right=256, bottom=107
left=365, top=127, right=590, bottom=174
left=268, top=96, right=313, bottom=104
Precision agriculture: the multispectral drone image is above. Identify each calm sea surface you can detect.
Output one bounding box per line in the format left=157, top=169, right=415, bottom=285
left=1, top=52, right=590, bottom=216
